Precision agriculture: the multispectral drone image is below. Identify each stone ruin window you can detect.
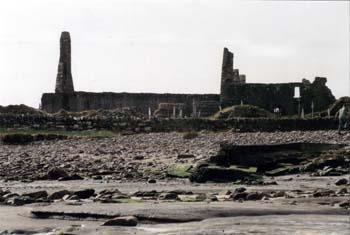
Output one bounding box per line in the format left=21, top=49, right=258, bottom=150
left=294, top=86, right=300, bottom=99
left=294, top=86, right=301, bottom=116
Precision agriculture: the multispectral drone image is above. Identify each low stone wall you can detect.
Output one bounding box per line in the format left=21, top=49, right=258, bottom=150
left=0, top=114, right=339, bottom=133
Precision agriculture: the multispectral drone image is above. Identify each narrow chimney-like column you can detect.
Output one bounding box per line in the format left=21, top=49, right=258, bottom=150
left=222, top=47, right=234, bottom=71
left=221, top=48, right=234, bottom=94
left=55, top=31, right=74, bottom=93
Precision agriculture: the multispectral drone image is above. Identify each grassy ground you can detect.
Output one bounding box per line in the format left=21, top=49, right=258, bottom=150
left=0, top=127, right=118, bottom=138
left=167, top=164, right=193, bottom=178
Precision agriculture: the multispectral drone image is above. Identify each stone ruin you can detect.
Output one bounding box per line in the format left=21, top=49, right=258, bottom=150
left=55, top=32, right=74, bottom=93
left=41, top=32, right=336, bottom=117
left=221, top=47, right=246, bottom=93
left=220, top=48, right=335, bottom=115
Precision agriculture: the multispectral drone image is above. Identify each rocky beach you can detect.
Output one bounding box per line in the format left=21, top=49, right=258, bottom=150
left=0, top=130, right=349, bottom=181
left=0, top=130, right=349, bottom=235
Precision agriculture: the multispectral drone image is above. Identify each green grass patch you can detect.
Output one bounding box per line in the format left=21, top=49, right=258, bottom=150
left=229, top=165, right=257, bottom=173
left=167, top=164, right=193, bottom=178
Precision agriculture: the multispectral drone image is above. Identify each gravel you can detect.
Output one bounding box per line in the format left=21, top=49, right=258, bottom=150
left=0, top=130, right=349, bottom=181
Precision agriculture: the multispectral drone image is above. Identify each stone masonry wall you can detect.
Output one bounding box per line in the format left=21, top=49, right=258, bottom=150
left=221, top=77, right=335, bottom=115
left=41, top=92, right=220, bottom=116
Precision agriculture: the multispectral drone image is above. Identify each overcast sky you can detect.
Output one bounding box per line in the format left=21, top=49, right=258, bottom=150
left=0, top=0, right=349, bottom=108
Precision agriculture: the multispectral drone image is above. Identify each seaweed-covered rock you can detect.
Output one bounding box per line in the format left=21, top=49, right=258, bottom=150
left=189, top=166, right=259, bottom=183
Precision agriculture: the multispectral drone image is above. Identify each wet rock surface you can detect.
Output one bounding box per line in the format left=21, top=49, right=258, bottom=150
left=0, top=174, right=349, bottom=234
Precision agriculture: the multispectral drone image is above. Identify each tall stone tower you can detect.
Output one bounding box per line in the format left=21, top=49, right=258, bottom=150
left=220, top=48, right=246, bottom=94
left=222, top=47, right=234, bottom=74
left=221, top=48, right=234, bottom=82
left=55, top=31, right=74, bottom=93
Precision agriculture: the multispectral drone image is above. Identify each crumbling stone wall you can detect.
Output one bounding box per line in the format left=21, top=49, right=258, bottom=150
left=221, top=48, right=246, bottom=94
left=221, top=77, right=335, bottom=115
left=41, top=32, right=336, bottom=117
left=42, top=31, right=220, bottom=116
left=220, top=48, right=335, bottom=115
left=41, top=92, right=220, bottom=116
left=300, top=77, right=335, bottom=113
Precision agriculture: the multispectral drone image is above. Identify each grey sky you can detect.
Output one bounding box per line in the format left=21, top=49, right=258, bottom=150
left=0, top=0, right=349, bottom=108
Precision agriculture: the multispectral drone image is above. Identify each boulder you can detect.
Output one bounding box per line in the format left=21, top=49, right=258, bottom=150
left=7, top=196, right=35, bottom=206
left=73, top=189, right=95, bottom=199
left=232, top=192, right=248, bottom=201
left=246, top=192, right=264, bottom=201
left=339, top=200, right=350, bottom=209
left=22, top=191, right=48, bottom=200
left=158, top=192, right=178, bottom=200
left=46, top=168, right=69, bottom=180
left=234, top=187, right=247, bottom=193
left=336, top=188, right=348, bottom=194
left=48, top=190, right=71, bottom=200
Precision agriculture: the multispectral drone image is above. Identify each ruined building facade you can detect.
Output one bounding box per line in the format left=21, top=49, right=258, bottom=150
left=41, top=32, right=335, bottom=116
left=220, top=48, right=335, bottom=115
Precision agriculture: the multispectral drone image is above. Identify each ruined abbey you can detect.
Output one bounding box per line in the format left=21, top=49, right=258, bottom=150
left=41, top=32, right=336, bottom=116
